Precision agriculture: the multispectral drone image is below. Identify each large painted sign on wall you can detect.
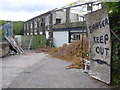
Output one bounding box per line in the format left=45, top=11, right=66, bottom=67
left=2, top=22, right=13, bottom=36
left=85, top=8, right=111, bottom=84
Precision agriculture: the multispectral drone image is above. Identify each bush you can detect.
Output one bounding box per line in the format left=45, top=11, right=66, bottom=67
left=103, top=2, right=120, bottom=86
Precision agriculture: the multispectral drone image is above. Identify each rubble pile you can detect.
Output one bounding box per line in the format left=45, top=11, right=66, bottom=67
left=51, top=39, right=89, bottom=69
left=35, top=38, right=89, bottom=69
left=53, top=40, right=88, bottom=59
left=35, top=46, right=54, bottom=53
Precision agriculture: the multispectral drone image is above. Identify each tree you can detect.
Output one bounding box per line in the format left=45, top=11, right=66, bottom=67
left=103, top=2, right=120, bottom=86
left=0, top=20, right=8, bottom=25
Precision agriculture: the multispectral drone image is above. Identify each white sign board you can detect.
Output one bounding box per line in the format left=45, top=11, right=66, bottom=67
left=85, top=8, right=111, bottom=84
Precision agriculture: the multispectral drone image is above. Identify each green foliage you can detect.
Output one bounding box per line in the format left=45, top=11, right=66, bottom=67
left=0, top=20, right=1, bottom=26
left=0, top=20, right=8, bottom=42
left=13, top=21, right=24, bottom=35
left=0, top=20, right=8, bottom=25
left=0, top=28, right=2, bottom=42
left=103, top=2, right=120, bottom=86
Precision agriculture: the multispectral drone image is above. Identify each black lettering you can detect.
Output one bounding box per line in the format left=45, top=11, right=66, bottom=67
left=93, top=37, right=97, bottom=43
left=89, top=26, right=93, bottom=33
left=89, top=18, right=109, bottom=33
left=93, top=24, right=96, bottom=31
left=99, top=21, right=102, bottom=28
left=96, top=47, right=99, bottom=54
left=96, top=37, right=99, bottom=43
left=100, top=47, right=104, bottom=55
left=104, top=34, right=109, bottom=44
left=105, top=48, right=109, bottom=56
left=105, top=18, right=109, bottom=25
left=102, top=20, right=105, bottom=27
left=100, top=36, right=103, bottom=43
left=95, top=22, right=99, bottom=30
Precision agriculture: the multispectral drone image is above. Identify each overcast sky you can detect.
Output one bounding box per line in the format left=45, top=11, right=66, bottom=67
left=0, top=0, right=80, bottom=21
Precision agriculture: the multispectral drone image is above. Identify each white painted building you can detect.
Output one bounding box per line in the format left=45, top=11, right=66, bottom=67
left=45, top=10, right=81, bottom=42
left=53, top=31, right=69, bottom=48
left=53, top=27, right=86, bottom=48
left=52, top=11, right=80, bottom=25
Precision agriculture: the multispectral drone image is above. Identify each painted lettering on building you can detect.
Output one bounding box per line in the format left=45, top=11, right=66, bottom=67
left=85, top=8, right=111, bottom=84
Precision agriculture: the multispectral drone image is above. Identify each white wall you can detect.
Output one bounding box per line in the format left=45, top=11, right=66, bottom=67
left=45, top=31, right=49, bottom=39
left=14, top=35, right=22, bottom=46
left=52, top=11, right=79, bottom=24
left=70, top=13, right=79, bottom=22
left=53, top=31, right=69, bottom=48
left=45, top=15, right=50, bottom=26
left=53, top=11, right=66, bottom=24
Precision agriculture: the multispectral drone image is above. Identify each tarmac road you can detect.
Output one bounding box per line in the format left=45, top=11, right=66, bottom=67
left=2, top=51, right=110, bottom=88
left=2, top=51, right=46, bottom=88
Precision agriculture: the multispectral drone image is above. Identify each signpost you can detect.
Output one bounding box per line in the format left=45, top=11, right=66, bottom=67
left=85, top=8, right=111, bottom=84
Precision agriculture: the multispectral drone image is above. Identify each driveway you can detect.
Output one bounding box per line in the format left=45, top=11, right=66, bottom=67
left=2, top=51, right=46, bottom=88
left=2, top=51, right=110, bottom=88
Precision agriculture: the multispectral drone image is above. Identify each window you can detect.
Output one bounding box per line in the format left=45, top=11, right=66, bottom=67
left=41, top=23, right=43, bottom=26
left=56, top=18, right=61, bottom=24
left=73, top=34, right=80, bottom=40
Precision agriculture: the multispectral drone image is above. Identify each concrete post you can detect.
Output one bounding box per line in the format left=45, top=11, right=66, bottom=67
left=37, top=19, right=40, bottom=35
left=87, top=3, right=93, bottom=12
left=32, top=20, right=35, bottom=35
left=42, top=17, right=45, bottom=35
left=28, top=22, right=31, bottom=35
left=49, top=12, right=53, bottom=38
left=39, top=17, right=42, bottom=34
left=66, top=8, right=70, bottom=23
left=24, top=23, right=27, bottom=35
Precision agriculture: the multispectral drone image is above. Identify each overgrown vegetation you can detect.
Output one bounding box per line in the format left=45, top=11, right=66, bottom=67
left=13, top=21, right=24, bottom=35
left=0, top=20, right=8, bottom=42
left=0, top=20, right=8, bottom=25
left=103, top=2, right=120, bottom=86
left=0, top=28, right=2, bottom=42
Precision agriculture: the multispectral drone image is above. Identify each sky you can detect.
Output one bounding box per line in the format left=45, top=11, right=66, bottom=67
left=0, top=0, right=80, bottom=21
